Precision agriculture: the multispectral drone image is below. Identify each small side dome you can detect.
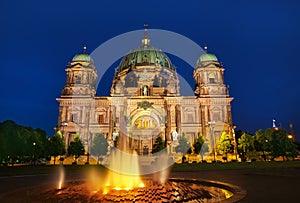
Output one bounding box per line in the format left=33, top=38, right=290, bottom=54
left=197, top=53, right=218, bottom=63
left=72, top=53, right=94, bottom=63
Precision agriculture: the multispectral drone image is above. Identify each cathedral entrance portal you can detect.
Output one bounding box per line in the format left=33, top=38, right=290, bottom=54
left=128, top=114, right=162, bottom=155
left=143, top=145, right=149, bottom=155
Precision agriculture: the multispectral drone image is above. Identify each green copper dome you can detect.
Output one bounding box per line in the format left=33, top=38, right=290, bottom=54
left=116, top=45, right=174, bottom=74
left=72, top=53, right=94, bottom=63
left=198, top=53, right=218, bottom=63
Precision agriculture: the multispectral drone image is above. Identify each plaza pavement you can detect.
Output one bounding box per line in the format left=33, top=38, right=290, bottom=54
left=171, top=167, right=300, bottom=202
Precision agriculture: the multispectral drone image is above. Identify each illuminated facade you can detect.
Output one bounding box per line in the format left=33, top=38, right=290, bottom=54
left=56, top=33, right=234, bottom=155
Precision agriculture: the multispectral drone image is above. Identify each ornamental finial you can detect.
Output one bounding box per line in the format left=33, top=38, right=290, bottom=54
left=142, top=24, right=150, bottom=46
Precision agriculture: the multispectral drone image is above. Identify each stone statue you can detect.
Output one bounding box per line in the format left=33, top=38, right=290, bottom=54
left=112, top=131, right=119, bottom=141
left=172, top=130, right=178, bottom=141
left=143, top=86, right=148, bottom=96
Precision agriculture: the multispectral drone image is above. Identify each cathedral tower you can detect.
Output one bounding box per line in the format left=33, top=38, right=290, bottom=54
left=61, top=46, right=97, bottom=97
left=57, top=46, right=98, bottom=149
left=193, top=47, right=233, bottom=144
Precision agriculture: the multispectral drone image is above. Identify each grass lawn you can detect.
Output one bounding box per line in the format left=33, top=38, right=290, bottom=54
left=1, top=161, right=300, bottom=177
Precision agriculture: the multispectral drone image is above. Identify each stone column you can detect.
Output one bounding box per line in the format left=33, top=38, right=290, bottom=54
left=108, top=105, right=114, bottom=141
left=223, top=105, right=227, bottom=123
left=62, top=106, right=67, bottom=122
left=165, top=104, right=171, bottom=142
left=82, top=106, right=86, bottom=123
left=227, top=104, right=232, bottom=125
left=221, top=69, right=225, bottom=84
left=200, top=104, right=206, bottom=137
left=175, top=104, right=181, bottom=136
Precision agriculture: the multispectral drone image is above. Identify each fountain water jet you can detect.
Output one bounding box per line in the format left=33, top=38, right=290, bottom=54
left=151, top=152, right=171, bottom=184
left=87, top=167, right=104, bottom=193
left=57, top=165, right=65, bottom=190
left=103, top=149, right=144, bottom=193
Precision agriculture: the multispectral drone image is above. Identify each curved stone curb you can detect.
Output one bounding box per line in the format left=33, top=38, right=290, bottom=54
left=169, top=178, right=247, bottom=202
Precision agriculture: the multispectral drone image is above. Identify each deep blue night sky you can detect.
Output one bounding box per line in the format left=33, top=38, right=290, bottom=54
left=1, top=0, right=300, bottom=139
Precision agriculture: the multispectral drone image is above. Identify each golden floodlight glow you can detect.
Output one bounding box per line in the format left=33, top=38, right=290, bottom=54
left=57, top=166, right=65, bottom=190
left=102, top=188, right=109, bottom=195
left=102, top=150, right=144, bottom=194
left=57, top=180, right=63, bottom=190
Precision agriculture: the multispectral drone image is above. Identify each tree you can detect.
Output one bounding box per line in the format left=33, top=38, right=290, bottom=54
left=254, top=129, right=271, bottom=160
left=68, top=135, right=85, bottom=164
left=49, top=132, right=66, bottom=165
left=294, top=141, right=300, bottom=152
left=25, top=128, right=49, bottom=162
left=0, top=120, right=50, bottom=165
left=175, top=136, right=190, bottom=154
left=90, top=133, right=109, bottom=164
left=254, top=128, right=298, bottom=160
left=217, top=132, right=234, bottom=160
left=0, top=120, right=24, bottom=164
left=152, top=136, right=165, bottom=153
left=238, top=133, right=254, bottom=160
left=269, top=128, right=297, bottom=160
left=234, top=130, right=245, bottom=143
left=193, top=135, right=209, bottom=161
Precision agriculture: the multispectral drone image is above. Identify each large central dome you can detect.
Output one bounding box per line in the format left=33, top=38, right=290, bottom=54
left=115, top=35, right=175, bottom=75
left=110, top=31, right=180, bottom=97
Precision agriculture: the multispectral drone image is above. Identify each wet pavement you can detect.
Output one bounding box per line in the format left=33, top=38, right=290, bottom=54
left=171, top=168, right=300, bottom=202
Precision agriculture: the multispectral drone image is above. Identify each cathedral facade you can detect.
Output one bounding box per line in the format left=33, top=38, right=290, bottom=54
left=56, top=33, right=234, bottom=155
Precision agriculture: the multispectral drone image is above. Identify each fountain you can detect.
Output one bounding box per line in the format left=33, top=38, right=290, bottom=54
left=0, top=134, right=247, bottom=203
left=0, top=147, right=245, bottom=202
left=57, top=165, right=65, bottom=190
left=102, top=149, right=145, bottom=193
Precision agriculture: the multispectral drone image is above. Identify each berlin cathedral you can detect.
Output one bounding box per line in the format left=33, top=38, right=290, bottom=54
left=56, top=31, right=234, bottom=156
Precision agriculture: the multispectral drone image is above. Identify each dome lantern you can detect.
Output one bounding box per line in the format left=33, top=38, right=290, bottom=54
left=142, top=24, right=150, bottom=46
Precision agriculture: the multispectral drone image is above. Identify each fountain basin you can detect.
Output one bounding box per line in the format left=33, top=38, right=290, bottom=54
left=2, top=178, right=245, bottom=202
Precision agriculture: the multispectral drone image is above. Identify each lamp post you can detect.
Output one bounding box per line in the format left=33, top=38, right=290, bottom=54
left=86, top=131, right=90, bottom=165
left=32, top=142, right=36, bottom=163
left=85, top=108, right=91, bottom=165
left=208, top=121, right=216, bottom=162
left=61, top=121, right=68, bottom=155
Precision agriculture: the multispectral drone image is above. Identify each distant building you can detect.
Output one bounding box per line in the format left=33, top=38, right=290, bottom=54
left=56, top=32, right=234, bottom=155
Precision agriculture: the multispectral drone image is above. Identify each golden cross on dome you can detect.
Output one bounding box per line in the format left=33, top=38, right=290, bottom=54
left=142, top=24, right=150, bottom=46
